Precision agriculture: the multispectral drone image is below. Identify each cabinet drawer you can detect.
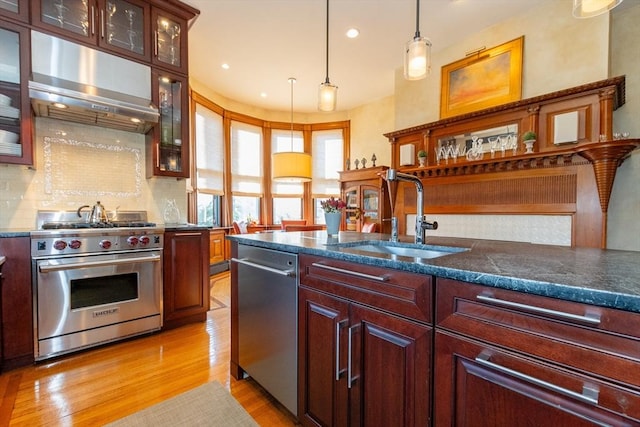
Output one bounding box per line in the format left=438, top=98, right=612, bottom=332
left=436, top=278, right=640, bottom=389
left=435, top=330, right=640, bottom=425
left=299, top=254, right=432, bottom=324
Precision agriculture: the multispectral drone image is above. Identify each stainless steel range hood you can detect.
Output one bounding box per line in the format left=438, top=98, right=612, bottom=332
left=29, top=31, right=158, bottom=133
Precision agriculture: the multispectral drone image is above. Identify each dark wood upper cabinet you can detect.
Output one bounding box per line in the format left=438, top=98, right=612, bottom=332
left=0, top=0, right=29, bottom=22
left=32, top=0, right=152, bottom=62
left=0, top=20, right=32, bottom=166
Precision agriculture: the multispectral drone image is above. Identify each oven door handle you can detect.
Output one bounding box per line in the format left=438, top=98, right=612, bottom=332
left=38, top=254, right=162, bottom=273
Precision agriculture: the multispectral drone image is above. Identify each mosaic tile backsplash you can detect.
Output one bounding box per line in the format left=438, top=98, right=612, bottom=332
left=0, top=118, right=187, bottom=229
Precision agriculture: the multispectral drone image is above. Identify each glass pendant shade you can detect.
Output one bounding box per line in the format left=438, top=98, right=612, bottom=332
left=572, top=0, right=624, bottom=18
left=318, top=81, right=338, bottom=112
left=272, top=152, right=312, bottom=182
left=404, top=36, right=432, bottom=80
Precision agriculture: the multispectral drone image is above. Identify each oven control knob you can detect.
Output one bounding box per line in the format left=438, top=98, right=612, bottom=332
left=68, top=239, right=82, bottom=250
left=139, top=236, right=150, bottom=246
left=100, top=240, right=112, bottom=249
left=127, top=236, right=139, bottom=246
left=53, top=240, right=67, bottom=250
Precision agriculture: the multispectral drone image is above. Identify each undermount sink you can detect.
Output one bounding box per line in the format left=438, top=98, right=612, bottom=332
left=329, top=240, right=468, bottom=261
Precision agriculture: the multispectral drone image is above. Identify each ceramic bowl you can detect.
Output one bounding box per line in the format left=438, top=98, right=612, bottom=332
left=0, top=128, right=19, bottom=144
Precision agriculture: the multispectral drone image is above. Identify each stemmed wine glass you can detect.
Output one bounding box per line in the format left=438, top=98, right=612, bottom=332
left=168, top=23, right=181, bottom=65
left=53, top=0, right=68, bottom=28
left=125, top=9, right=137, bottom=50
left=106, top=2, right=116, bottom=42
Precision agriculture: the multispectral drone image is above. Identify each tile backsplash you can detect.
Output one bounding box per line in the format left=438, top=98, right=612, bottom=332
left=0, top=118, right=187, bottom=229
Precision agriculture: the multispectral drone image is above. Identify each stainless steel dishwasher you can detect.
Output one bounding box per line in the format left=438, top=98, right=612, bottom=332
left=231, top=244, right=298, bottom=416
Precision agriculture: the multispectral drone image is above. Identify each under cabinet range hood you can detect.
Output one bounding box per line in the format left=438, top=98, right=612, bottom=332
left=29, top=31, right=159, bottom=133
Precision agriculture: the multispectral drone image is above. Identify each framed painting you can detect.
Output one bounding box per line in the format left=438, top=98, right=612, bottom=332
left=440, top=36, right=524, bottom=119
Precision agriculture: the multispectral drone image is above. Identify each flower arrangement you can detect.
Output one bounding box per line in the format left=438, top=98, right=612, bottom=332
left=321, top=197, right=347, bottom=213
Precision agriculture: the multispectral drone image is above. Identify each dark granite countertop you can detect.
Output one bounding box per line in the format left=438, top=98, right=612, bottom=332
left=163, top=223, right=210, bottom=231
left=227, top=231, right=640, bottom=314
left=0, top=229, right=31, bottom=238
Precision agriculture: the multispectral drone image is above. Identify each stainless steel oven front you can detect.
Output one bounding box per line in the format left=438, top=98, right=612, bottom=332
left=31, top=227, right=163, bottom=361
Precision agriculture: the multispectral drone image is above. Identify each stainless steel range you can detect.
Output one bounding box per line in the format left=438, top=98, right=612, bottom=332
left=31, top=210, right=164, bottom=361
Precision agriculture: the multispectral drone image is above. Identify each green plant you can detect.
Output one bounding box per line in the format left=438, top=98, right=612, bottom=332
left=417, top=150, right=427, bottom=158
left=522, top=131, right=537, bottom=141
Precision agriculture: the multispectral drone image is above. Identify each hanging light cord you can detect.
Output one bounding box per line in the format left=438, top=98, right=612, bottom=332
left=324, top=0, right=330, bottom=84
left=414, top=0, right=421, bottom=39
left=289, top=78, right=295, bottom=149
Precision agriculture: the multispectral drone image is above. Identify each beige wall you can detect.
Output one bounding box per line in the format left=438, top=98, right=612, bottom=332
left=395, top=0, right=609, bottom=130
left=607, top=1, right=640, bottom=251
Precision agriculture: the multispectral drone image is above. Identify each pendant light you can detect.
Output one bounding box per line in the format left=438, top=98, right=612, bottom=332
left=572, top=0, right=624, bottom=18
left=318, top=0, right=337, bottom=111
left=404, top=0, right=432, bottom=80
left=272, top=78, right=312, bottom=182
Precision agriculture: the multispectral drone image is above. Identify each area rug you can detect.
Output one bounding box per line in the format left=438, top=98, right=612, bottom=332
left=104, top=381, right=258, bottom=426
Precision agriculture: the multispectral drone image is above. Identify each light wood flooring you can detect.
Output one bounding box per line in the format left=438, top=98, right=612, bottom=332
left=1, top=272, right=299, bottom=426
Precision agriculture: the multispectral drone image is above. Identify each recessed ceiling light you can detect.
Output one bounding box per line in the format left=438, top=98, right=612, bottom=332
left=346, top=28, right=359, bottom=38
left=52, top=102, right=67, bottom=109
left=221, top=63, right=230, bottom=70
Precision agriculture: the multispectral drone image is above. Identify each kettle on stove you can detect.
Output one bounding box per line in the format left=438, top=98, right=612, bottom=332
left=77, top=201, right=109, bottom=223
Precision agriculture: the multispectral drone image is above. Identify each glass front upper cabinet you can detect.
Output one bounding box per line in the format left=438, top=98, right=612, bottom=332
left=147, top=71, right=189, bottom=178
left=153, top=8, right=187, bottom=73
left=33, top=0, right=150, bottom=61
left=0, top=0, right=28, bottom=21
left=0, top=22, right=32, bottom=165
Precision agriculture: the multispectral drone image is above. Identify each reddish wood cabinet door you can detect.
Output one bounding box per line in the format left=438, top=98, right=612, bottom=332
left=0, top=236, right=33, bottom=370
left=298, top=286, right=432, bottom=427
left=163, top=229, right=209, bottom=329
left=349, top=303, right=432, bottom=427
left=298, top=287, right=350, bottom=427
left=434, top=330, right=640, bottom=426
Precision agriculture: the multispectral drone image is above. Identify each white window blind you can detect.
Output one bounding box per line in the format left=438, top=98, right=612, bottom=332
left=195, top=103, right=224, bottom=194
left=312, top=129, right=343, bottom=197
left=231, top=121, right=263, bottom=194
left=272, top=129, right=305, bottom=195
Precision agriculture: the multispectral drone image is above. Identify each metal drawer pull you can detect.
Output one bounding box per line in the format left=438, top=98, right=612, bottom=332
left=311, top=262, right=389, bottom=282
left=39, top=254, right=161, bottom=272
left=476, top=294, right=601, bottom=325
left=475, top=351, right=600, bottom=405
left=231, top=258, right=296, bottom=277
left=347, top=324, right=360, bottom=389
left=336, top=319, right=348, bottom=380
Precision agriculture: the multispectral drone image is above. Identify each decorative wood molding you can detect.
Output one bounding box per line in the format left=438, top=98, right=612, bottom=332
left=382, top=76, right=635, bottom=249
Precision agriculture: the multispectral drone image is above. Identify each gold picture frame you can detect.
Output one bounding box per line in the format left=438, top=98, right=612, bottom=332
left=440, top=36, right=524, bottom=119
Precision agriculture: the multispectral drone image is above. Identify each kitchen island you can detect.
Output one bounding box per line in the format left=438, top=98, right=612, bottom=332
left=228, top=231, right=640, bottom=426
left=228, top=231, right=640, bottom=312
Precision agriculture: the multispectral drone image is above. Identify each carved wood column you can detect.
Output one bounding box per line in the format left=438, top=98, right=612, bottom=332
left=598, top=87, right=617, bottom=141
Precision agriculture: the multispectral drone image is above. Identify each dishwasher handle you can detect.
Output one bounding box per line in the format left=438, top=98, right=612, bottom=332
left=231, top=257, right=296, bottom=277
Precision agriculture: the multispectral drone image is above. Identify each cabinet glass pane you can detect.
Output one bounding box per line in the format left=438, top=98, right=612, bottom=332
left=40, top=0, right=90, bottom=36
left=0, top=0, right=19, bottom=13
left=158, top=76, right=182, bottom=172
left=0, top=27, right=22, bottom=157
left=105, top=0, right=144, bottom=55
left=363, top=189, right=379, bottom=219
left=156, top=15, right=181, bottom=67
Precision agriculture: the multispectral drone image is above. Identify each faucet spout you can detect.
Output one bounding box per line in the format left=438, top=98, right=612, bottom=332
left=385, top=169, right=426, bottom=244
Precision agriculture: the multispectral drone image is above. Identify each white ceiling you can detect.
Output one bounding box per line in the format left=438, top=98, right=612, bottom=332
left=183, top=0, right=552, bottom=113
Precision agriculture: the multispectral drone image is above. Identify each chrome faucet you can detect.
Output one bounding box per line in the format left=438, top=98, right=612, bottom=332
left=385, top=169, right=438, bottom=244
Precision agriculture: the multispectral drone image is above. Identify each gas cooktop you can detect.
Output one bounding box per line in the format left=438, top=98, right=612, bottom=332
left=41, top=221, right=157, bottom=230
left=34, top=210, right=159, bottom=231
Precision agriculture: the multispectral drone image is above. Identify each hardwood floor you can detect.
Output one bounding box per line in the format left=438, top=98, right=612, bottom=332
left=1, top=272, right=299, bottom=426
